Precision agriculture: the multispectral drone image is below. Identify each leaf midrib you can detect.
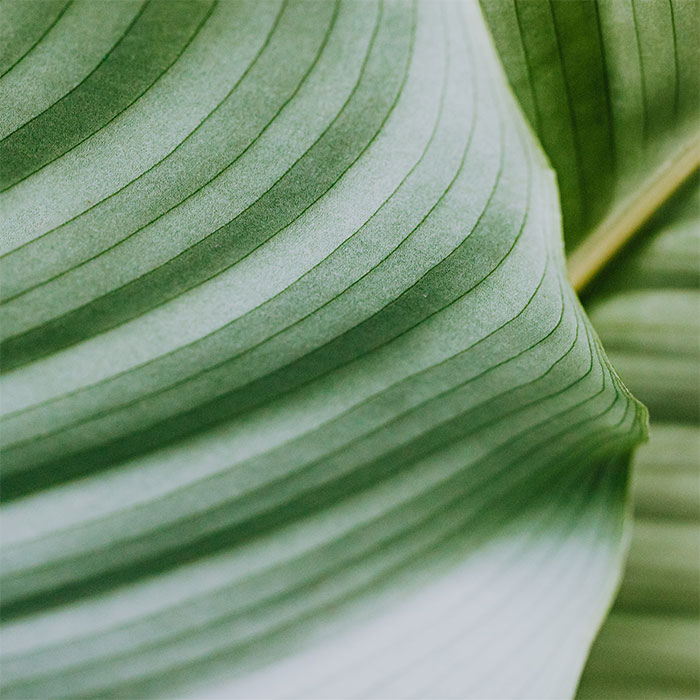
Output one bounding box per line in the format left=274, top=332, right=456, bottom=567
left=568, top=135, right=700, bottom=293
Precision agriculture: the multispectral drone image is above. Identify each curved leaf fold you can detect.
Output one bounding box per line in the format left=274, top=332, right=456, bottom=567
left=0, top=1, right=646, bottom=698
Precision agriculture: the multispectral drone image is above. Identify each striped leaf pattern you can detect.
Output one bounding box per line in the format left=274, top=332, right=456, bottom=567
left=1, top=1, right=646, bottom=698
left=481, top=0, right=699, bottom=249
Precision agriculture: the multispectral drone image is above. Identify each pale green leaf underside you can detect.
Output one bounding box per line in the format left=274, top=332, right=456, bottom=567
left=0, top=1, right=645, bottom=698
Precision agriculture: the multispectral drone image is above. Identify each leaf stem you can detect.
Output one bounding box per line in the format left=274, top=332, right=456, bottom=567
left=568, top=136, right=700, bottom=293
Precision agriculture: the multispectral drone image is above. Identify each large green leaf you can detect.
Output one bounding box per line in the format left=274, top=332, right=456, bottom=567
left=0, top=1, right=646, bottom=698
left=577, top=179, right=700, bottom=700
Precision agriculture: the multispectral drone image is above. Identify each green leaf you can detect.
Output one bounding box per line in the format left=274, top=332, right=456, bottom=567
left=0, top=2, right=646, bottom=698
left=577, top=179, right=700, bottom=700
left=480, top=0, right=700, bottom=252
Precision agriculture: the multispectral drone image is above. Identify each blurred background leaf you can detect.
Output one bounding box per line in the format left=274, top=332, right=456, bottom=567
left=576, top=178, right=700, bottom=700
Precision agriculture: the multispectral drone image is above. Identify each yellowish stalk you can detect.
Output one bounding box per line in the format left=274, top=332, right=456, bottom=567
left=569, top=136, right=700, bottom=293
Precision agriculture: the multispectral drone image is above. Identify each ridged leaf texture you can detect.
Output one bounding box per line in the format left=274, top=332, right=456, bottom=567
left=481, top=0, right=699, bottom=249
left=0, top=1, right=653, bottom=698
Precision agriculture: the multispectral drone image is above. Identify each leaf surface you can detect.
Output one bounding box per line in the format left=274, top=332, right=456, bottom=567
left=0, top=2, right=646, bottom=698
left=481, top=0, right=700, bottom=252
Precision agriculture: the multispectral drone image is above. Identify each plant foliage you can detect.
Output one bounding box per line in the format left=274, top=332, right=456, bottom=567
left=2, top=1, right=696, bottom=698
